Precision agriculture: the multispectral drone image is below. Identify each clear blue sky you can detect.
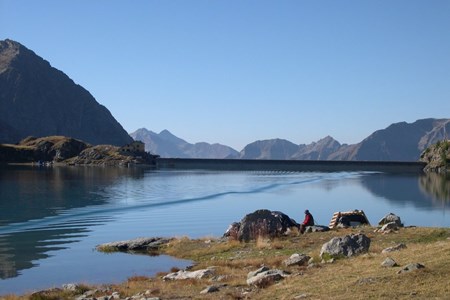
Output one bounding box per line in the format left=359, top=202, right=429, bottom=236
left=1, top=1, right=449, bottom=150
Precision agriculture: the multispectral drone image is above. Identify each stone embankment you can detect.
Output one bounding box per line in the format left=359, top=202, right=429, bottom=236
left=156, top=158, right=426, bottom=173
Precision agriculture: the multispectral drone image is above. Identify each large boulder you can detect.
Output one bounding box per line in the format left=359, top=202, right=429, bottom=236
left=320, top=234, right=371, bottom=259
left=378, top=213, right=403, bottom=227
left=223, top=209, right=299, bottom=242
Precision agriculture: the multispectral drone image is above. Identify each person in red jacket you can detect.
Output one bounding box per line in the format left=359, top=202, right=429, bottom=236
left=299, top=209, right=314, bottom=234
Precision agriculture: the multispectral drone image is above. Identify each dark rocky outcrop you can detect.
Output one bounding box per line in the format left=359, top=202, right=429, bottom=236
left=0, top=135, right=157, bottom=166
left=223, top=209, right=299, bottom=242
left=420, top=139, right=450, bottom=173
left=0, top=136, right=89, bottom=163
left=0, top=39, right=133, bottom=146
left=320, top=234, right=371, bottom=259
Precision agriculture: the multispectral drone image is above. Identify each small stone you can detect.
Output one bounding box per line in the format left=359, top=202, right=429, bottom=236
left=62, top=283, right=78, bottom=291
left=200, top=285, right=220, bottom=294
left=397, top=263, right=425, bottom=274
left=294, top=293, right=308, bottom=299
left=381, top=257, right=398, bottom=268
left=382, top=243, right=407, bottom=254
left=284, top=253, right=311, bottom=267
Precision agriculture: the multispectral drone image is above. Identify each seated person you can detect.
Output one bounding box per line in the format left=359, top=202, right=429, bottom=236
left=299, top=209, right=314, bottom=234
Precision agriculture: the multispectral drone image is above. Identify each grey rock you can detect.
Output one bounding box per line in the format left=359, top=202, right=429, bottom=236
left=246, top=268, right=289, bottom=287
left=379, top=213, right=403, bottom=227
left=62, top=283, right=78, bottom=291
left=397, top=263, right=425, bottom=274
left=304, top=225, right=330, bottom=233
left=223, top=209, right=299, bottom=242
left=382, top=243, right=407, bottom=254
left=163, top=267, right=215, bottom=280
left=381, top=257, right=398, bottom=267
left=246, top=266, right=270, bottom=279
left=97, top=237, right=172, bottom=252
left=378, top=222, right=400, bottom=233
left=284, top=253, right=311, bottom=267
left=320, top=234, right=371, bottom=259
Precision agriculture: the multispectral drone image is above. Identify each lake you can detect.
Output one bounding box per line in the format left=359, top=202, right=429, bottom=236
left=0, top=165, right=449, bottom=295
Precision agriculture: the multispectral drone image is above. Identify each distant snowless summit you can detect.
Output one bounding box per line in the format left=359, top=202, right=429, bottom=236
left=129, top=128, right=239, bottom=159
left=132, top=118, right=450, bottom=161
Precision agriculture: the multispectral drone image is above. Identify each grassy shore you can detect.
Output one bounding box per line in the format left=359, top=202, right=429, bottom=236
left=3, top=226, right=450, bottom=300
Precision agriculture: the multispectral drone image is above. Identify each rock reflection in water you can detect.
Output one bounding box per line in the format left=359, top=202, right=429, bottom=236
left=419, top=172, right=450, bottom=203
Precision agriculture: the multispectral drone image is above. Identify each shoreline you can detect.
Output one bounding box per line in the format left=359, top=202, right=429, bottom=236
left=5, top=225, right=450, bottom=299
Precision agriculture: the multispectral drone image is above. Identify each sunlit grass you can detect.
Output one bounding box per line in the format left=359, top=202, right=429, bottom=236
left=9, top=227, right=450, bottom=300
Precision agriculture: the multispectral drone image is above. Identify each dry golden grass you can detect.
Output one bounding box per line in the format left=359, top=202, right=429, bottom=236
left=6, top=227, right=450, bottom=300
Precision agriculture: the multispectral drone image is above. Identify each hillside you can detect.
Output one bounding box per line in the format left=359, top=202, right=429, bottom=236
left=0, top=39, right=133, bottom=146
left=0, top=136, right=155, bottom=166
left=130, top=128, right=239, bottom=159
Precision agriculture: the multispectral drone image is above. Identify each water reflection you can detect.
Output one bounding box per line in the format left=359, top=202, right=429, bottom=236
left=0, top=166, right=146, bottom=280
left=0, top=166, right=145, bottom=226
left=359, top=173, right=450, bottom=210
left=0, top=228, right=89, bottom=279
left=361, top=173, right=450, bottom=209
left=419, top=173, right=450, bottom=203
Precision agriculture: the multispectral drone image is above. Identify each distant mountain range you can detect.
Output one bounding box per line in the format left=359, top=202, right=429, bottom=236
left=133, top=118, right=450, bottom=161
left=0, top=39, right=132, bottom=146
left=130, top=128, right=239, bottom=159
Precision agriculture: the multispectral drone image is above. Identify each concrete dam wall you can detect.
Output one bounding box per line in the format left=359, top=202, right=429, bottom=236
left=155, top=158, right=426, bottom=173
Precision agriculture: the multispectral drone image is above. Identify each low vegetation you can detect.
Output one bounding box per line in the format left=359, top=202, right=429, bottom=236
left=421, top=139, right=450, bottom=173
left=3, top=227, right=450, bottom=299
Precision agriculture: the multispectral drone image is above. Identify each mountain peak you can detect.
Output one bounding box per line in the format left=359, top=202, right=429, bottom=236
left=0, top=39, right=133, bottom=146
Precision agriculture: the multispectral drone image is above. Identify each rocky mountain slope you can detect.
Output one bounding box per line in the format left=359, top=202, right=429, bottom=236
left=0, top=39, right=133, bottom=146
left=130, top=128, right=239, bottom=159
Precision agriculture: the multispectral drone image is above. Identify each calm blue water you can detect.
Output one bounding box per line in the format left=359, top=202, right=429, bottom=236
left=0, top=166, right=449, bottom=295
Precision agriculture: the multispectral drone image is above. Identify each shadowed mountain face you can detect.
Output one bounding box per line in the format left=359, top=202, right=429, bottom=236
left=0, top=39, right=133, bottom=146
left=130, top=128, right=239, bottom=158
left=346, top=119, right=450, bottom=161
left=237, top=119, right=450, bottom=161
